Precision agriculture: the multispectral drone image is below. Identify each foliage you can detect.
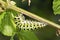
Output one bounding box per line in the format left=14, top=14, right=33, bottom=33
left=53, top=0, right=60, bottom=15
left=0, top=0, right=60, bottom=40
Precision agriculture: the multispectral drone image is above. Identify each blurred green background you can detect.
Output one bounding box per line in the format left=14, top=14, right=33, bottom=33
left=0, top=0, right=60, bottom=40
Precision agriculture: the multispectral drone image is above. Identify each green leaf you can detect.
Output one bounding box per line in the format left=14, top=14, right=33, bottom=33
left=17, top=30, right=39, bottom=40
left=0, top=12, right=6, bottom=22
left=1, top=11, right=16, bottom=36
left=53, top=0, right=60, bottom=15
left=0, top=12, right=6, bottom=31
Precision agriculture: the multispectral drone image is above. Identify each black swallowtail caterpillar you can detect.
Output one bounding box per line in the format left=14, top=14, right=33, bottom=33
left=14, top=14, right=47, bottom=30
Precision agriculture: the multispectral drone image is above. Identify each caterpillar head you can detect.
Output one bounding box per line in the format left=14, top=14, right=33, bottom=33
left=14, top=14, right=25, bottom=22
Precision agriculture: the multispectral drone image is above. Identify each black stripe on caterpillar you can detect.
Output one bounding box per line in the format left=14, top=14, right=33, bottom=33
left=14, top=14, right=47, bottom=30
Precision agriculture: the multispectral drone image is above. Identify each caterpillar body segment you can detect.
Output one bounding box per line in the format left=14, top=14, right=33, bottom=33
left=14, top=14, right=47, bottom=30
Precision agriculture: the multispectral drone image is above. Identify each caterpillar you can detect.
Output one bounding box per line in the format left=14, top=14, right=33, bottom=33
left=14, top=14, right=47, bottom=30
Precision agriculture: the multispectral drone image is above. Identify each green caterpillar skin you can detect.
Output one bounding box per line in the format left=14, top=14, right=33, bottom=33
left=14, top=14, right=47, bottom=30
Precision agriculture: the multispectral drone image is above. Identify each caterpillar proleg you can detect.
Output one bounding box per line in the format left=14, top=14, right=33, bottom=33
left=14, top=14, right=47, bottom=30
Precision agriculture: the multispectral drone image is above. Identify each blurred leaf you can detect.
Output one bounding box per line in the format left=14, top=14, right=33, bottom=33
left=10, top=35, right=14, bottom=40
left=0, top=33, right=10, bottom=40
left=0, top=12, right=6, bottom=31
left=38, top=26, right=57, bottom=40
left=17, top=30, right=39, bottom=40
left=1, top=10, right=16, bottom=36
left=0, top=12, right=6, bottom=22
left=53, top=0, right=60, bottom=15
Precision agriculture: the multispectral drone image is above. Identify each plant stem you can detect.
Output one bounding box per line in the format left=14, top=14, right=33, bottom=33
left=0, top=0, right=60, bottom=29
left=10, top=6, right=60, bottom=29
